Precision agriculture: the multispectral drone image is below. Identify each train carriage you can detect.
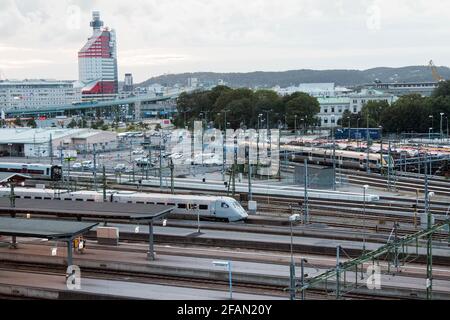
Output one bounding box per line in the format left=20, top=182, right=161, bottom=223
left=287, top=147, right=393, bottom=172
left=0, top=162, right=62, bottom=181
left=0, top=187, right=248, bottom=222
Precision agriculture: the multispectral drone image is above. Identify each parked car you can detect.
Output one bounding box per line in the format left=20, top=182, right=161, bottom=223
left=72, top=162, right=82, bottom=169
left=114, top=163, right=126, bottom=172
left=132, top=148, right=144, bottom=155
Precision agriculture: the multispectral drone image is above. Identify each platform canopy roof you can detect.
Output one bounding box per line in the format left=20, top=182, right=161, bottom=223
left=0, top=198, right=174, bottom=222
left=0, top=173, right=31, bottom=183
left=0, top=217, right=98, bottom=240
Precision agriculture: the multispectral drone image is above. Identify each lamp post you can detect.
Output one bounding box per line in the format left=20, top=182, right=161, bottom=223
left=429, top=115, right=434, bottom=137
left=347, top=116, right=351, bottom=142
left=362, top=184, right=369, bottom=254
left=212, top=260, right=233, bottom=300
left=366, top=113, right=370, bottom=173
left=440, top=113, right=445, bottom=141
left=289, top=213, right=301, bottom=300
left=446, top=116, right=449, bottom=139
left=356, top=117, right=361, bottom=149
left=331, top=115, right=336, bottom=191
left=428, top=127, right=433, bottom=140
left=294, top=115, right=297, bottom=137
left=426, top=185, right=435, bottom=300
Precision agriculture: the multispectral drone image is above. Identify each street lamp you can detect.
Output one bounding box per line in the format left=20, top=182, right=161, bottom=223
left=440, top=113, right=445, bottom=141
left=362, top=185, right=369, bottom=253
left=347, top=116, right=351, bottom=142
left=289, top=213, right=301, bottom=300
left=428, top=127, right=433, bottom=140
left=366, top=113, right=370, bottom=173
left=294, top=115, right=298, bottom=137
left=212, top=260, right=233, bottom=300
left=331, top=115, right=336, bottom=190
left=446, top=116, right=449, bottom=139
left=429, top=115, right=434, bottom=135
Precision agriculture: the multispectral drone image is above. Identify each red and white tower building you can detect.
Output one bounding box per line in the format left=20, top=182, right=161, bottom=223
left=78, top=11, right=118, bottom=101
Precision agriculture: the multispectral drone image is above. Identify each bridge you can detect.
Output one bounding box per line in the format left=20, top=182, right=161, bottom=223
left=4, top=91, right=184, bottom=120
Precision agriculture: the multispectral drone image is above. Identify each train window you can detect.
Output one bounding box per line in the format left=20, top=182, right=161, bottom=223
left=167, top=203, right=175, bottom=206
left=46, top=168, right=50, bottom=175
left=221, top=203, right=229, bottom=208
left=44, top=197, right=51, bottom=200
left=24, top=196, right=31, bottom=199
left=199, top=205, right=208, bottom=210
left=127, top=201, right=133, bottom=203
left=86, top=199, right=94, bottom=202
left=75, top=199, right=84, bottom=201
left=157, top=202, right=165, bottom=205
left=178, top=203, right=187, bottom=209
left=15, top=195, right=20, bottom=199
left=64, top=198, right=72, bottom=201
left=136, top=201, right=144, bottom=204
left=34, top=197, right=42, bottom=200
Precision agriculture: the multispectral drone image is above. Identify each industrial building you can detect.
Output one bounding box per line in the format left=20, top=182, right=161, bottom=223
left=0, top=128, right=117, bottom=158
left=78, top=11, right=119, bottom=101
left=363, top=81, right=439, bottom=97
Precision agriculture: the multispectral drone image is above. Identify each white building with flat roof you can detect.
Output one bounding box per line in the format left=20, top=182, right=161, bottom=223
left=0, top=128, right=117, bottom=157
left=317, top=89, right=397, bottom=127
left=273, top=82, right=353, bottom=97
left=0, top=79, right=81, bottom=112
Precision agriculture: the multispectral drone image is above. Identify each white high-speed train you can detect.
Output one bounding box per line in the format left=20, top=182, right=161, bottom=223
left=0, top=187, right=248, bottom=222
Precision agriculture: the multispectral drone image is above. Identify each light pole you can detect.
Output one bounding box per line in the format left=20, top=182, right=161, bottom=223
left=294, top=115, right=297, bottom=137
left=362, top=184, right=369, bottom=254
left=212, top=260, right=233, bottom=300
left=366, top=113, right=370, bottom=173
left=347, top=116, right=351, bottom=142
left=289, top=213, right=301, bottom=300
left=446, top=116, right=449, bottom=138
left=356, top=117, right=361, bottom=149
left=429, top=115, right=434, bottom=137
left=331, top=115, right=336, bottom=191
left=440, top=113, right=445, bottom=141
left=428, top=127, right=433, bottom=140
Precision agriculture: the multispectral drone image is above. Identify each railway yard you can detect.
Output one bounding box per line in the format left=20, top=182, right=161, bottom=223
left=0, top=158, right=449, bottom=301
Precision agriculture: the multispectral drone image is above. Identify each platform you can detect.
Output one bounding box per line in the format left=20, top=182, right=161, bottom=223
left=0, top=270, right=282, bottom=300
left=0, top=242, right=449, bottom=299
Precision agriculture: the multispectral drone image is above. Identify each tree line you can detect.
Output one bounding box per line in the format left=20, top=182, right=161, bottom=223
left=337, top=81, right=450, bottom=134
left=174, top=86, right=320, bottom=130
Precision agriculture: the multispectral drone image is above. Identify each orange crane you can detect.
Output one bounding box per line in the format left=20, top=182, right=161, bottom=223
left=428, top=60, right=445, bottom=82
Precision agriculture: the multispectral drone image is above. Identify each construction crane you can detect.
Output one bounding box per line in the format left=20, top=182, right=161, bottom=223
left=428, top=60, right=445, bottom=82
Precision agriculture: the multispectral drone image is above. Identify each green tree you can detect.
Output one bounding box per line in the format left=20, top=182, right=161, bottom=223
left=26, top=118, right=37, bottom=128
left=14, top=117, right=22, bottom=127
left=284, top=92, right=320, bottom=128
left=380, top=94, right=431, bottom=133
left=361, top=100, right=390, bottom=128
left=212, top=88, right=255, bottom=128
left=337, top=110, right=362, bottom=127
left=67, top=118, right=77, bottom=128
left=432, top=80, right=450, bottom=98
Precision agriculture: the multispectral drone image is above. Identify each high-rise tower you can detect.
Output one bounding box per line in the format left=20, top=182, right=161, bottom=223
left=78, top=11, right=118, bottom=100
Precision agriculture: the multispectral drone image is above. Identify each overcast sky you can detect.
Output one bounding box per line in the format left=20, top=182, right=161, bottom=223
left=1, top=0, right=450, bottom=82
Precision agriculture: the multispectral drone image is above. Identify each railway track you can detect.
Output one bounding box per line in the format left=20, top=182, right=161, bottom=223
left=20, top=179, right=450, bottom=243
left=0, top=241, right=439, bottom=300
